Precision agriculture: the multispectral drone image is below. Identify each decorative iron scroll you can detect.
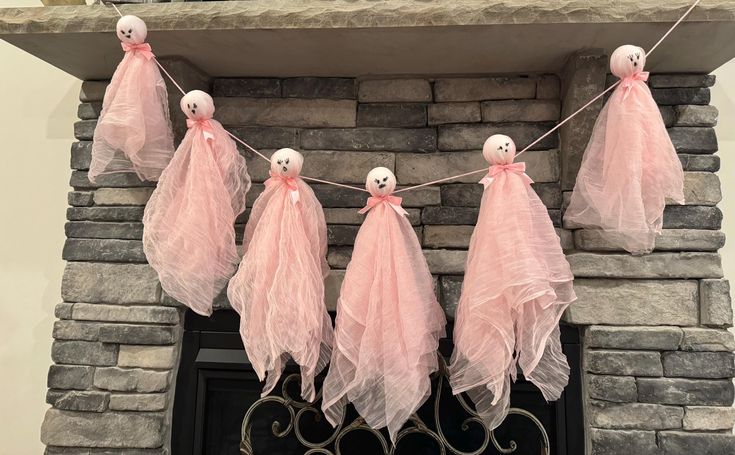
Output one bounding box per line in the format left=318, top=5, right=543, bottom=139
left=240, top=357, right=550, bottom=455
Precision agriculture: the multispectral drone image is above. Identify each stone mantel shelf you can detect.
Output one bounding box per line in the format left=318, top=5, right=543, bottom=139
left=1, top=0, right=735, bottom=80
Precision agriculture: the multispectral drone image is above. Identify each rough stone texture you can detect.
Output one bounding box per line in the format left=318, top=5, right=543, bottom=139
left=71, top=304, right=179, bottom=325
left=282, top=77, right=355, bottom=99
left=589, top=429, right=659, bottom=455
left=663, top=205, right=722, bottom=230
left=357, top=103, right=427, bottom=127
left=47, top=365, right=94, bottom=390
left=649, top=75, right=716, bottom=88
left=589, top=401, right=683, bottom=430
left=680, top=172, right=722, bottom=205
left=51, top=341, right=118, bottom=367
left=215, top=97, right=357, bottom=128
left=434, top=77, right=536, bottom=102
left=300, top=127, right=436, bottom=152
left=94, top=368, right=169, bottom=393
left=93, top=188, right=154, bottom=206
left=109, top=394, right=167, bottom=412
left=79, top=81, right=108, bottom=103
left=55, top=303, right=75, bottom=320
left=680, top=328, right=735, bottom=352
left=227, top=126, right=298, bottom=149
left=423, top=225, right=475, bottom=248
left=637, top=378, right=734, bottom=406
left=61, top=263, right=159, bottom=304
left=441, top=182, right=561, bottom=208
left=536, top=75, right=560, bottom=99
left=657, top=432, right=735, bottom=455
left=98, top=325, right=177, bottom=346
left=567, top=252, right=723, bottom=279
left=662, top=352, right=735, bottom=379
left=67, top=207, right=144, bottom=222
left=213, top=78, right=280, bottom=97
left=437, top=122, right=557, bottom=151
left=423, top=249, right=467, bottom=274
left=679, top=153, right=720, bottom=172
left=118, top=345, right=178, bottom=369
left=574, top=229, right=726, bottom=252
left=68, top=191, right=94, bottom=207
left=668, top=127, right=718, bottom=153
left=47, top=390, right=109, bottom=413
left=683, top=406, right=735, bottom=431
left=675, top=105, right=719, bottom=126
left=63, top=239, right=146, bottom=263
left=586, top=350, right=663, bottom=377
left=481, top=99, right=559, bottom=122
left=565, top=280, right=698, bottom=326
left=700, top=279, right=733, bottom=327
left=358, top=79, right=432, bottom=103
left=652, top=88, right=711, bottom=105
left=427, top=102, right=481, bottom=125
left=588, top=375, right=637, bottom=403
left=65, top=222, right=144, bottom=240
left=41, top=409, right=163, bottom=448
left=587, top=326, right=682, bottom=350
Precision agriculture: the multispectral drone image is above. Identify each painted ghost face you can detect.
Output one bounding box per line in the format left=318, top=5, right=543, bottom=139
left=482, top=134, right=516, bottom=165
left=270, top=148, right=304, bottom=178
left=366, top=167, right=397, bottom=197
left=116, top=15, right=147, bottom=45
left=610, top=45, right=647, bottom=79
left=180, top=90, right=215, bottom=121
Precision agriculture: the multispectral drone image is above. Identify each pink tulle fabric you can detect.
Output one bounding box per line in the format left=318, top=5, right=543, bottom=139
left=89, top=15, right=174, bottom=183
left=565, top=45, right=685, bottom=254
left=143, top=90, right=251, bottom=316
left=450, top=135, right=575, bottom=431
left=228, top=148, right=332, bottom=402
left=322, top=167, right=446, bottom=443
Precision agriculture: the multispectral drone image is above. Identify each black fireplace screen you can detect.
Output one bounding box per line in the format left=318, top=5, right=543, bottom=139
left=172, top=311, right=583, bottom=455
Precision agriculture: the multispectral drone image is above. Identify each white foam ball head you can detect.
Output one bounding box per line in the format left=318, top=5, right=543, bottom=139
left=482, top=134, right=516, bottom=165
left=270, top=148, right=304, bottom=178
left=610, top=45, right=647, bottom=79
left=365, top=167, right=397, bottom=197
left=180, top=90, right=215, bottom=121
left=116, top=15, right=147, bottom=45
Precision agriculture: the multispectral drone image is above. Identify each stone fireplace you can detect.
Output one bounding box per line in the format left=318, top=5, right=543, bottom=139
left=1, top=1, right=734, bottom=454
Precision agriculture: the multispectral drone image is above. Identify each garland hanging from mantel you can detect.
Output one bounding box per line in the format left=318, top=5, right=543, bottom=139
left=89, top=0, right=698, bottom=440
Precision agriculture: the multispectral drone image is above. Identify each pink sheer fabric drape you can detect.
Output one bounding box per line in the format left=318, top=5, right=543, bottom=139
left=564, top=45, right=685, bottom=254
left=90, top=15, right=174, bottom=183
left=228, top=148, right=332, bottom=402
left=450, top=135, right=575, bottom=431
left=322, top=168, right=446, bottom=443
left=143, top=90, right=251, bottom=316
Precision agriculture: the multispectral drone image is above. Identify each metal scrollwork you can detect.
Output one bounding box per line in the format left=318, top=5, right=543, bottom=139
left=241, top=357, right=550, bottom=455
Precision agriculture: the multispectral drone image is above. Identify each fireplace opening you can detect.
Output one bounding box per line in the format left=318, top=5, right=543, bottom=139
left=172, top=310, right=583, bottom=454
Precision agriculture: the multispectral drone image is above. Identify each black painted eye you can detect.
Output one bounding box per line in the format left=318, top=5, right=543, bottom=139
left=187, top=104, right=190, bottom=109
left=119, top=30, right=124, bottom=34
left=285, top=158, right=290, bottom=164
left=374, top=179, right=380, bottom=184
left=382, top=176, right=388, bottom=182
left=128, top=28, right=132, bottom=33
left=497, top=146, right=503, bottom=151
left=193, top=103, right=197, bottom=109
left=277, top=160, right=282, bottom=165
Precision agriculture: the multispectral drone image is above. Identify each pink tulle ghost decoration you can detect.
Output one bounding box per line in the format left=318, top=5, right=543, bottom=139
left=564, top=44, right=685, bottom=254
left=322, top=167, right=446, bottom=443
left=449, top=135, right=576, bottom=431
left=89, top=15, right=174, bottom=183
left=143, top=90, right=251, bottom=316
left=227, top=148, right=332, bottom=402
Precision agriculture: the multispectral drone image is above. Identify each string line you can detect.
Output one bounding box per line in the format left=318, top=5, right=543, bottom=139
left=106, top=0, right=699, bottom=196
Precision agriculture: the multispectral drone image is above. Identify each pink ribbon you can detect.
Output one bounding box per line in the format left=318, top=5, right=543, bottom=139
left=479, top=162, right=534, bottom=189
left=121, top=42, right=154, bottom=60
left=265, top=171, right=300, bottom=205
left=186, top=118, right=215, bottom=142
left=621, top=71, right=650, bottom=101
left=359, top=195, right=408, bottom=217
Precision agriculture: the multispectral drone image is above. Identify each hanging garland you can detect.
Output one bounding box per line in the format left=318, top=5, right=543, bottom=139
left=88, top=0, right=701, bottom=438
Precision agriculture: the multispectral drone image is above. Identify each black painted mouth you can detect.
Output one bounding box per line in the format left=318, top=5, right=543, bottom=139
left=282, top=166, right=288, bottom=172
left=378, top=183, right=386, bottom=189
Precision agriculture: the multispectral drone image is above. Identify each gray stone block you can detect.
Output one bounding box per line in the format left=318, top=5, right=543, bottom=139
left=567, top=252, right=722, bottom=279
left=358, top=79, right=432, bottom=103
left=72, top=304, right=179, bottom=325
left=41, top=409, right=164, bottom=448
left=589, top=429, right=659, bottom=455
left=65, top=222, right=144, bottom=240
left=587, top=326, right=682, bottom=350
left=212, top=78, right=281, bottom=97
left=47, top=390, right=109, bottom=413
left=668, top=127, right=718, bottom=153
left=55, top=303, right=75, bottom=320
left=651, top=88, right=711, bottom=105
left=324, top=270, right=344, bottom=312
left=74, top=120, right=96, bottom=140
left=61, top=263, right=160, bottom=304
left=357, top=104, right=427, bottom=127
left=565, top=279, right=698, bottom=326
left=679, top=154, right=720, bottom=172
left=427, top=102, right=481, bottom=125
left=663, top=206, right=722, bottom=230
left=68, top=191, right=94, bottom=207
left=51, top=341, right=118, bottom=367
left=300, top=127, right=437, bottom=152
left=637, top=377, right=734, bottom=405
left=424, top=249, right=467, bottom=274
left=227, top=126, right=298, bottom=149
left=327, top=225, right=359, bottom=246
left=659, top=106, right=676, bottom=127
left=48, top=365, right=94, bottom=390
left=327, top=247, right=352, bottom=269
left=215, top=97, right=357, bottom=128
left=53, top=321, right=102, bottom=342
left=657, top=431, right=735, bottom=455
left=93, top=188, right=154, bottom=206
left=79, top=81, right=109, bottom=102
left=586, top=350, right=663, bottom=377
left=394, top=187, right=441, bottom=207
left=423, top=225, right=475, bottom=248
left=98, top=324, right=177, bottom=346
left=674, top=105, right=718, bottom=127
left=439, top=276, right=462, bottom=318
left=481, top=99, right=559, bottom=122
left=680, top=328, right=735, bottom=352
left=70, top=171, right=154, bottom=190
left=662, top=352, right=735, bottom=379
left=45, top=447, right=164, bottom=455
left=589, top=401, right=683, bottom=430
left=437, top=122, right=557, bottom=151
left=118, top=345, right=178, bottom=369
left=682, top=406, right=735, bottom=431
left=574, top=229, right=726, bottom=252
left=536, top=75, right=560, bottom=99
left=440, top=182, right=561, bottom=208
left=109, top=393, right=167, bottom=412
left=648, top=74, right=716, bottom=88
left=680, top=172, right=721, bottom=205
left=588, top=375, right=637, bottom=403
left=434, top=77, right=536, bottom=102
left=282, top=77, right=355, bottom=99
left=422, top=206, right=478, bottom=225
left=700, top=279, right=733, bottom=327
left=67, top=207, right=144, bottom=222
left=77, top=102, right=102, bottom=120
left=94, top=367, right=169, bottom=393
left=63, top=239, right=146, bottom=263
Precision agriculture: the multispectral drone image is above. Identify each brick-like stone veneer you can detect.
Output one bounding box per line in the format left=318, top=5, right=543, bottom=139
left=41, top=56, right=734, bottom=454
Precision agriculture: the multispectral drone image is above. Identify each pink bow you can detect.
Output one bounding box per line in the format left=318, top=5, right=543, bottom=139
left=359, top=195, right=408, bottom=217
left=479, top=162, right=534, bottom=189
left=186, top=118, right=215, bottom=142
left=621, top=71, right=650, bottom=101
left=265, top=171, right=300, bottom=205
left=121, top=42, right=154, bottom=60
